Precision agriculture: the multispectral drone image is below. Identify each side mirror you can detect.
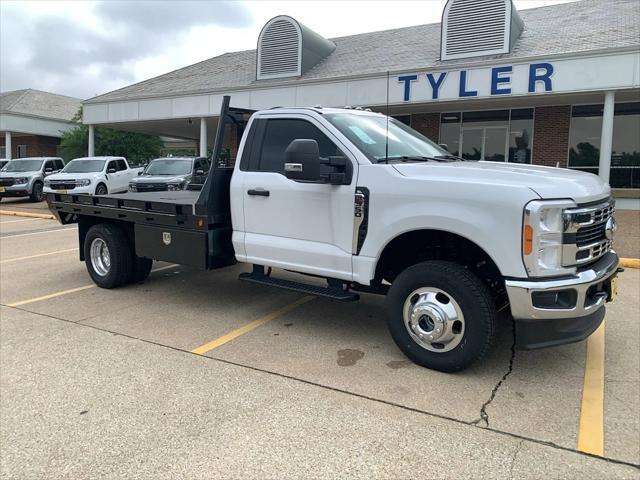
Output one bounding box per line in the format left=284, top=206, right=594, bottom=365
left=138, top=171, right=143, bottom=176
left=438, top=143, right=450, bottom=152
left=107, top=168, right=116, bottom=174
left=195, top=169, right=204, bottom=175
left=44, top=168, right=53, bottom=174
left=284, top=139, right=321, bottom=182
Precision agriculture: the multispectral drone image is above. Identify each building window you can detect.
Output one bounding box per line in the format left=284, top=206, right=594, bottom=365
left=17, top=145, right=27, bottom=158
left=439, top=109, right=533, bottom=163
left=392, top=114, right=411, bottom=126
left=0, top=146, right=5, bottom=159
left=568, top=102, right=640, bottom=189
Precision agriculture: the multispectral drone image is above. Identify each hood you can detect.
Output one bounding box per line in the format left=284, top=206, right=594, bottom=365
left=45, top=172, right=99, bottom=181
left=0, top=170, right=39, bottom=178
left=132, top=174, right=188, bottom=184
left=392, top=161, right=610, bottom=204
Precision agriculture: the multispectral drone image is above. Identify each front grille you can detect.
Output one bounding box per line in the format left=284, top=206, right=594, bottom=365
left=0, top=178, right=15, bottom=187
left=135, top=183, right=167, bottom=192
left=49, top=182, right=76, bottom=190
left=562, top=199, right=615, bottom=267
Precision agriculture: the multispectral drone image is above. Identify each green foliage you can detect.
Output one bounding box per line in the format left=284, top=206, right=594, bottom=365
left=59, top=108, right=163, bottom=166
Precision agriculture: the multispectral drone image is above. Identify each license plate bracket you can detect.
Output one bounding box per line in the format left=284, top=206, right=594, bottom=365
left=606, top=275, right=618, bottom=302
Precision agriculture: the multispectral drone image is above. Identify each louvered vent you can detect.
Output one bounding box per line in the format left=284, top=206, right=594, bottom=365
left=441, top=0, right=523, bottom=60
left=258, top=18, right=301, bottom=79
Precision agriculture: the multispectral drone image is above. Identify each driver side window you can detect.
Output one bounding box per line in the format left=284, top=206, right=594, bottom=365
left=44, top=160, right=55, bottom=171
left=106, top=161, right=117, bottom=172
left=256, top=119, right=343, bottom=173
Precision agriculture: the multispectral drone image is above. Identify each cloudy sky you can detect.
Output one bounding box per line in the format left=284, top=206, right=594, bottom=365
left=0, top=0, right=574, bottom=101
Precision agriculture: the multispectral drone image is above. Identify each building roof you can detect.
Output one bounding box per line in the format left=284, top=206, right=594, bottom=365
left=86, top=0, right=640, bottom=104
left=1, top=89, right=82, bottom=121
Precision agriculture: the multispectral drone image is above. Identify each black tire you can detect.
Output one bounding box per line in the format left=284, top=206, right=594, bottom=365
left=129, top=256, right=153, bottom=283
left=386, top=261, right=496, bottom=373
left=84, top=224, right=133, bottom=288
left=30, top=181, right=44, bottom=202
left=95, top=184, right=108, bottom=196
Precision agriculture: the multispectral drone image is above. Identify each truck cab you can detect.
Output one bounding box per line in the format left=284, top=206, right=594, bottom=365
left=46, top=98, right=619, bottom=372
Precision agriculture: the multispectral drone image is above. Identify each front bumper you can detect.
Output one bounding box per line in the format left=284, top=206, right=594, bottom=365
left=505, top=251, right=619, bottom=349
left=44, top=185, right=93, bottom=195
left=0, top=184, right=31, bottom=197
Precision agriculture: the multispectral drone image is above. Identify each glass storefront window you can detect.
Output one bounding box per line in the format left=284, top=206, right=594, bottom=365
left=439, top=109, right=533, bottom=163
left=568, top=102, right=640, bottom=188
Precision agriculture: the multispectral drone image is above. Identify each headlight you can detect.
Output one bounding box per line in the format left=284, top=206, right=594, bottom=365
left=77, top=179, right=91, bottom=187
left=129, top=183, right=137, bottom=192
left=522, top=199, right=576, bottom=277
left=44, top=180, right=51, bottom=187
left=167, top=183, right=184, bottom=191
left=14, top=177, right=29, bottom=184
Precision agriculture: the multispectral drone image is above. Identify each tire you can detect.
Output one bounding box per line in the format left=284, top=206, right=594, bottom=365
left=386, top=261, right=496, bottom=373
left=30, top=181, right=44, bottom=202
left=129, top=256, right=153, bottom=283
left=95, top=184, right=108, bottom=196
left=84, top=224, right=133, bottom=288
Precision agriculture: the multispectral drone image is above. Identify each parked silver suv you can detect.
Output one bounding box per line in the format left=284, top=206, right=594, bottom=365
left=0, top=157, right=65, bottom=202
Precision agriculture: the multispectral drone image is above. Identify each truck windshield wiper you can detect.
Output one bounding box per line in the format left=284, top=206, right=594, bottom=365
left=376, top=155, right=449, bottom=164
left=434, top=154, right=468, bottom=161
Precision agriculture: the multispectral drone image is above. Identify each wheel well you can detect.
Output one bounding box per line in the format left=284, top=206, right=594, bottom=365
left=95, top=182, right=107, bottom=193
left=375, top=230, right=506, bottom=302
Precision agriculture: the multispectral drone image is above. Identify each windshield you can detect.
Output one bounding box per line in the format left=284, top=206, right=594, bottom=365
left=144, top=159, right=192, bottom=176
left=62, top=159, right=106, bottom=173
left=1, top=159, right=44, bottom=172
left=325, top=114, right=450, bottom=163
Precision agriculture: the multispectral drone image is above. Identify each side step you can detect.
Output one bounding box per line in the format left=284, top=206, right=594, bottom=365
left=238, top=271, right=359, bottom=302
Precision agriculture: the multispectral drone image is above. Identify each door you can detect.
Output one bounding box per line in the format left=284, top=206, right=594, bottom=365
left=241, top=115, right=357, bottom=280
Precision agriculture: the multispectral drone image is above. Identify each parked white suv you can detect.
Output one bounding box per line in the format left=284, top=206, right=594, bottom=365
left=44, top=156, right=142, bottom=195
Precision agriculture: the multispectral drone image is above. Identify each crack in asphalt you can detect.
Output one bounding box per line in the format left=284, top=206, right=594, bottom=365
left=472, top=321, right=517, bottom=427
left=508, top=440, right=525, bottom=479
left=3, top=304, right=640, bottom=471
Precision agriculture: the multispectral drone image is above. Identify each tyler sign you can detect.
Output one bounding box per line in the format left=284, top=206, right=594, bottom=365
left=397, top=62, right=555, bottom=102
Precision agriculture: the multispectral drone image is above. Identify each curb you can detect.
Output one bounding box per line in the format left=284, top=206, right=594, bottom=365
left=620, top=258, right=640, bottom=269
left=0, top=209, right=55, bottom=220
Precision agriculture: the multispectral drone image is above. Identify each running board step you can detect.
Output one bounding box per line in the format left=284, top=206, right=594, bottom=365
left=238, top=272, right=359, bottom=302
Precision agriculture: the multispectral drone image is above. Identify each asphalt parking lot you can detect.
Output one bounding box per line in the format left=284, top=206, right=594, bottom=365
left=1, top=205, right=639, bottom=479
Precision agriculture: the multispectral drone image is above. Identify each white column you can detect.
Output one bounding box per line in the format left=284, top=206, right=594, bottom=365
left=5, top=131, right=11, bottom=160
left=199, top=118, right=207, bottom=157
left=598, top=91, right=615, bottom=184
left=88, top=125, right=95, bottom=157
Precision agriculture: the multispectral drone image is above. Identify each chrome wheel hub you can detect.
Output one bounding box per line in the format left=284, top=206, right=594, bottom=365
left=403, top=288, right=465, bottom=353
left=90, top=238, right=111, bottom=276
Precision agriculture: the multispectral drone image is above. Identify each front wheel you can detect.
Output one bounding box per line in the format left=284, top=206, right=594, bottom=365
left=30, top=182, right=44, bottom=202
left=386, top=261, right=497, bottom=372
left=95, top=184, right=108, bottom=196
left=84, top=224, right=133, bottom=288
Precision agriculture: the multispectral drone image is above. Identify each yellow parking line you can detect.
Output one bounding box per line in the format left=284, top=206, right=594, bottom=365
left=191, top=295, right=315, bottom=355
left=0, top=218, right=46, bottom=224
left=0, top=210, right=55, bottom=220
left=0, top=248, right=78, bottom=264
left=6, top=264, right=179, bottom=307
left=577, top=321, right=605, bottom=456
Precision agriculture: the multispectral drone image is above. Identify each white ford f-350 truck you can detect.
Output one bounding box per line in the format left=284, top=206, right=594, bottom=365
left=46, top=97, right=619, bottom=372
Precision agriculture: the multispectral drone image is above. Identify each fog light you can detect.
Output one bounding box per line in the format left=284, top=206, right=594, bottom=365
left=532, top=289, right=577, bottom=309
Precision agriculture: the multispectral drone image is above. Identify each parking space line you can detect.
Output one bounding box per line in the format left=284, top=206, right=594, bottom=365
left=0, top=218, right=46, bottom=224
left=577, top=321, right=605, bottom=456
left=0, top=227, right=76, bottom=238
left=191, top=295, right=315, bottom=355
left=0, top=248, right=78, bottom=264
left=5, top=264, right=179, bottom=308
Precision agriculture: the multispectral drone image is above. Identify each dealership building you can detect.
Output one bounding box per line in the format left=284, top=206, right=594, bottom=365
left=83, top=0, right=639, bottom=205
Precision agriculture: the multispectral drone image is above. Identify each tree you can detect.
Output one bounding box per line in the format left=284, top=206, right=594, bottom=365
left=59, top=108, right=163, bottom=166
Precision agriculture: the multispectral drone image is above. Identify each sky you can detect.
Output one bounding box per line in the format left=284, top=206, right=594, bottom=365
left=0, top=0, right=576, bottom=101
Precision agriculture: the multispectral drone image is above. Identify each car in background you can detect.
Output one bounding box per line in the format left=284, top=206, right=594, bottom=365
left=128, top=156, right=209, bottom=192
left=0, top=157, right=65, bottom=202
left=43, top=156, right=142, bottom=196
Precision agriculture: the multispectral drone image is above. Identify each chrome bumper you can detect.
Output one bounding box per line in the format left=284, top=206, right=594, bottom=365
left=505, top=251, right=619, bottom=320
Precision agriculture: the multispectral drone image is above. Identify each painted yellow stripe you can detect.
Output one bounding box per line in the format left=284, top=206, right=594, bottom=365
left=6, top=264, right=179, bottom=307
left=0, top=248, right=78, bottom=264
left=0, top=218, right=46, bottom=224
left=191, top=295, right=315, bottom=355
left=619, top=258, right=640, bottom=269
left=577, top=321, right=605, bottom=456
left=0, top=210, right=55, bottom=220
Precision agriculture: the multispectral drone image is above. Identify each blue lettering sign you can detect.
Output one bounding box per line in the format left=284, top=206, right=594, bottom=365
left=491, top=66, right=512, bottom=95
left=528, top=63, right=554, bottom=93
left=398, top=75, right=418, bottom=102
left=426, top=72, right=447, bottom=99
left=458, top=71, right=478, bottom=97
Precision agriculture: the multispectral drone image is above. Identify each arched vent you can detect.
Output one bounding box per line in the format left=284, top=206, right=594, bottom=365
left=258, top=17, right=301, bottom=79
left=441, top=0, right=523, bottom=60
left=257, top=16, right=335, bottom=81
